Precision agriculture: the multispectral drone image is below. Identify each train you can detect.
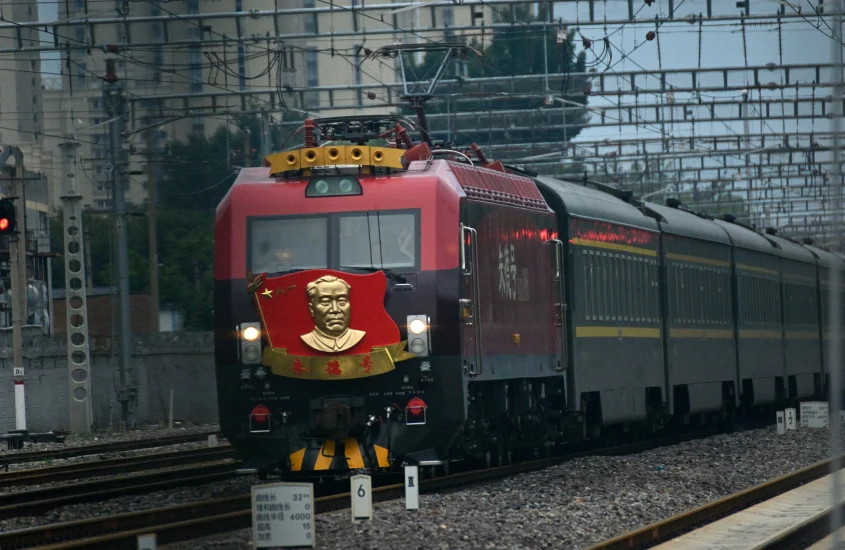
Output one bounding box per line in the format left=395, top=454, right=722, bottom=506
left=214, top=115, right=842, bottom=477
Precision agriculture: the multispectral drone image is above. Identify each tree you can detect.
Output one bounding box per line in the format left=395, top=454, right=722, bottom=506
left=50, top=209, right=149, bottom=294
left=51, top=112, right=294, bottom=331
left=154, top=110, right=294, bottom=330
left=398, top=4, right=591, bottom=150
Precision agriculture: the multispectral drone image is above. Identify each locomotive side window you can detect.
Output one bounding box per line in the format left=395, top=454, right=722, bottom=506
left=250, top=216, right=329, bottom=274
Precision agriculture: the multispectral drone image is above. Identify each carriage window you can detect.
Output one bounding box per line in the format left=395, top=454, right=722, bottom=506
left=250, top=216, right=328, bottom=274
left=340, top=212, right=417, bottom=269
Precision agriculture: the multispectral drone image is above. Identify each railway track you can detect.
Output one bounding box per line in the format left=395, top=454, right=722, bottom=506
left=586, top=457, right=840, bottom=550
left=0, top=446, right=234, bottom=489
left=0, top=459, right=240, bottom=522
left=0, top=431, right=222, bottom=470
left=1, top=426, right=753, bottom=549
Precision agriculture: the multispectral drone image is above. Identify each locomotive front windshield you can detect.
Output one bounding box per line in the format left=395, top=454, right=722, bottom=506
left=249, top=209, right=419, bottom=275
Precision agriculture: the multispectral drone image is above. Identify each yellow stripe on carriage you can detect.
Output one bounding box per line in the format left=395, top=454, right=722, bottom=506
left=569, top=238, right=657, bottom=257
left=665, top=253, right=730, bottom=268
left=669, top=328, right=733, bottom=339
left=738, top=329, right=782, bottom=339
left=575, top=326, right=661, bottom=338
left=737, top=263, right=778, bottom=276
left=785, top=330, right=821, bottom=340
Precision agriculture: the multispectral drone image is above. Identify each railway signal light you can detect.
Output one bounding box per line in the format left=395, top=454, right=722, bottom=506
left=0, top=199, right=17, bottom=236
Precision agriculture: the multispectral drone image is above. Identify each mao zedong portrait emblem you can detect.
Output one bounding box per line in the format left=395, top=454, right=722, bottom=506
left=300, top=275, right=366, bottom=353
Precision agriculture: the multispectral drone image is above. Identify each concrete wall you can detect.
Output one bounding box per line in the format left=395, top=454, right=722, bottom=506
left=0, top=328, right=217, bottom=433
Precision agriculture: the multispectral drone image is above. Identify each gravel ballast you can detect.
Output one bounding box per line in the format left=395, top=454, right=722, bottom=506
left=158, top=425, right=839, bottom=550
left=0, top=475, right=258, bottom=532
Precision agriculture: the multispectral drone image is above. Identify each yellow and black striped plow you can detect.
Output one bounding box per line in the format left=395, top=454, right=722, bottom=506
left=288, top=438, right=390, bottom=472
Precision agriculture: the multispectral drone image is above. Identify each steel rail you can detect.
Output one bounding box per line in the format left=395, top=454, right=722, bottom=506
left=7, top=427, right=761, bottom=549
left=0, top=460, right=239, bottom=521
left=585, top=457, right=840, bottom=550
left=0, top=431, right=222, bottom=468
left=0, top=446, right=233, bottom=488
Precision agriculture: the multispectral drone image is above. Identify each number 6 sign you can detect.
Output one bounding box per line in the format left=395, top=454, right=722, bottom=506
left=351, top=474, right=372, bottom=522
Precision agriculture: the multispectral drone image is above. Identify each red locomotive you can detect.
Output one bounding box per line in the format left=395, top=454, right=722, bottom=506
left=215, top=116, right=562, bottom=474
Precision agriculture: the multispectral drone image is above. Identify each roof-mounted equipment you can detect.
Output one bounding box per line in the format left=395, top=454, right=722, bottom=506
left=365, top=42, right=482, bottom=147
left=263, top=117, right=432, bottom=178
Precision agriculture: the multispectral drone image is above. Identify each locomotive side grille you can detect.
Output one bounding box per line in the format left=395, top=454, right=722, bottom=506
left=451, top=163, right=549, bottom=212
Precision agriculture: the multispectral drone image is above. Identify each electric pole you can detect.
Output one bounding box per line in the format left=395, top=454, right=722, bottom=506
left=146, top=128, right=159, bottom=332
left=0, top=146, right=27, bottom=432
left=244, top=128, right=251, bottom=167
left=261, top=112, right=272, bottom=158
left=59, top=141, right=93, bottom=434
left=103, top=58, right=135, bottom=428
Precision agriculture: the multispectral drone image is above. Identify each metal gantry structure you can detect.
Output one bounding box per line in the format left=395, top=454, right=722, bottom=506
left=4, top=0, right=837, bottom=241
left=58, top=141, right=94, bottom=435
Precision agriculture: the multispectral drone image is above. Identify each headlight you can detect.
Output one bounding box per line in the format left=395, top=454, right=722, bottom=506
left=406, top=314, right=430, bottom=357
left=408, top=319, right=427, bottom=335
left=239, top=322, right=262, bottom=365
left=243, top=326, right=260, bottom=341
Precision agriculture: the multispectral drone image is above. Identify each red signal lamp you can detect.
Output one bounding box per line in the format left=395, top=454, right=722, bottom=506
left=406, top=397, right=427, bottom=416
left=250, top=404, right=270, bottom=423
left=0, top=199, right=16, bottom=235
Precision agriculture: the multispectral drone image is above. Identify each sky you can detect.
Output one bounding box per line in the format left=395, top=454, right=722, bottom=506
left=548, top=0, right=835, bottom=144
left=37, top=0, right=59, bottom=81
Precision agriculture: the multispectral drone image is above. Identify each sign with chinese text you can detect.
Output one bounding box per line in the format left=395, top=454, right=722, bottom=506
left=251, top=482, right=315, bottom=548
left=800, top=401, right=829, bottom=428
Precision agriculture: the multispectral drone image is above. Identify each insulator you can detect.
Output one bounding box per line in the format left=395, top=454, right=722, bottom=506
left=395, top=124, right=414, bottom=149
left=303, top=119, right=317, bottom=148
left=470, top=143, right=489, bottom=164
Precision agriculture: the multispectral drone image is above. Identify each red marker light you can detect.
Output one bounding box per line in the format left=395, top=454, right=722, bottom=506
left=0, top=218, right=9, bottom=231
left=250, top=404, right=270, bottom=423
left=406, top=397, right=427, bottom=416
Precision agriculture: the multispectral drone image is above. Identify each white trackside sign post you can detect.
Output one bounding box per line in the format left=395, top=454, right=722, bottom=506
left=351, top=474, right=373, bottom=522
left=251, top=482, right=315, bottom=548
left=785, top=408, right=797, bottom=430
left=777, top=411, right=786, bottom=435
left=800, top=401, right=829, bottom=428
left=137, top=533, right=157, bottom=550
left=405, top=465, right=419, bottom=511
